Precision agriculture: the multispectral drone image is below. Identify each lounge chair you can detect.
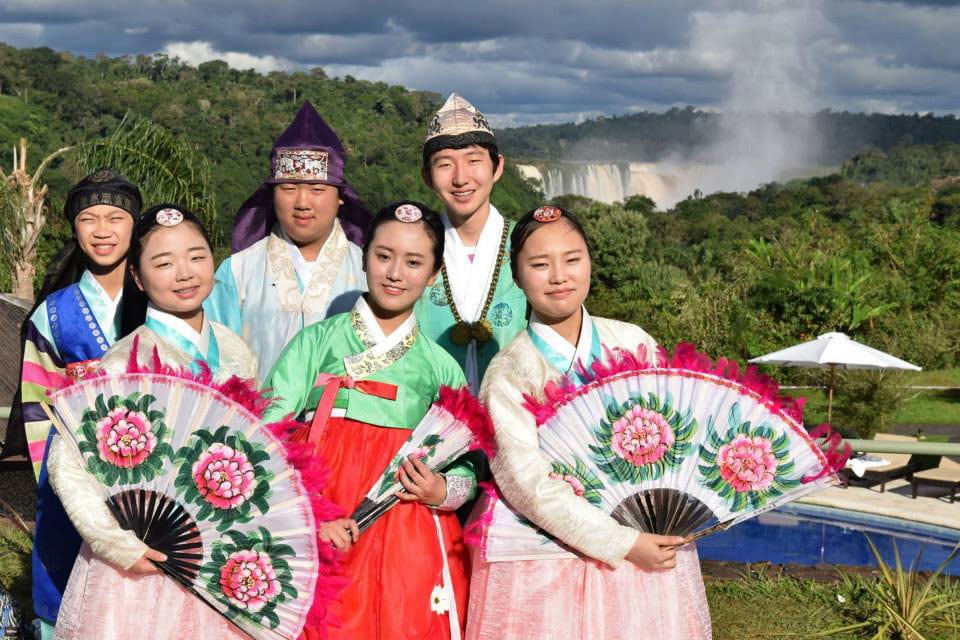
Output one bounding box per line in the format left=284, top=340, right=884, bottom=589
left=841, top=433, right=916, bottom=492
left=911, top=456, right=960, bottom=502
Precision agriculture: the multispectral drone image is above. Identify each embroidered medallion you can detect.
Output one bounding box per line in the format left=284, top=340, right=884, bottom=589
left=394, top=204, right=423, bottom=223
left=90, top=169, right=113, bottom=183
left=156, top=208, right=184, bottom=227
left=490, top=301, right=514, bottom=328
left=273, top=148, right=329, bottom=181
left=532, top=206, right=562, bottom=223
left=428, top=285, right=448, bottom=307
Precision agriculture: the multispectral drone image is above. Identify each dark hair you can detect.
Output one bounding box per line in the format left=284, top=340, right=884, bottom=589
left=120, top=204, right=214, bottom=336
left=363, top=201, right=445, bottom=273
left=421, top=137, right=501, bottom=180
left=509, top=206, right=591, bottom=279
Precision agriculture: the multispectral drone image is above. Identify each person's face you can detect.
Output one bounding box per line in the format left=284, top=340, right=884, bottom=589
left=364, top=220, right=438, bottom=317
left=425, top=145, right=504, bottom=221
left=273, top=183, right=342, bottom=247
left=132, top=223, right=215, bottom=319
left=515, top=220, right=591, bottom=322
left=73, top=204, right=134, bottom=269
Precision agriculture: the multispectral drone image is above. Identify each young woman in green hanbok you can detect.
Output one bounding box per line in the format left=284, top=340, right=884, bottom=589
left=265, top=202, right=476, bottom=640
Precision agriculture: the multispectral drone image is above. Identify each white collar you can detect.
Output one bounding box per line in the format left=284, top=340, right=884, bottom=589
left=145, top=303, right=211, bottom=357
left=441, top=204, right=505, bottom=322
left=354, top=295, right=417, bottom=350
left=529, top=306, right=594, bottom=372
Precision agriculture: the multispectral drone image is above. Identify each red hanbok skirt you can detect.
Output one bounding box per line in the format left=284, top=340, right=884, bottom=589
left=299, top=417, right=469, bottom=640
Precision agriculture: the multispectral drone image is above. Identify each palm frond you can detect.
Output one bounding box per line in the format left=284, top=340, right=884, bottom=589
left=73, top=112, right=220, bottom=244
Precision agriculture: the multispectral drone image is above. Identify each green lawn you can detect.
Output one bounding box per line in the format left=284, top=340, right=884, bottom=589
left=781, top=370, right=960, bottom=429
left=706, top=567, right=960, bottom=640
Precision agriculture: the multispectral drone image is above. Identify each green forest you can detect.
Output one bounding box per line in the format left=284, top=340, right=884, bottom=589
left=1, top=44, right=959, bottom=416
left=498, top=105, right=960, bottom=163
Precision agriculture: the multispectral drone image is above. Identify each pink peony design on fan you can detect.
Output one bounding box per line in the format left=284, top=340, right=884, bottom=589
left=593, top=392, right=696, bottom=483
left=96, top=407, right=157, bottom=468
left=553, top=471, right=586, bottom=497
left=610, top=406, right=676, bottom=467
left=174, top=425, right=274, bottom=531
left=698, top=403, right=801, bottom=512
left=548, top=459, right=605, bottom=507
left=192, top=443, right=257, bottom=509
left=717, top=434, right=778, bottom=493
left=200, top=527, right=298, bottom=630
left=219, top=549, right=281, bottom=612
left=77, top=392, right=173, bottom=485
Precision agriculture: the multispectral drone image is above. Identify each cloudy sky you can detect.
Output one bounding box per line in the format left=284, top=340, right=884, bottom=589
left=1, top=0, right=958, bottom=126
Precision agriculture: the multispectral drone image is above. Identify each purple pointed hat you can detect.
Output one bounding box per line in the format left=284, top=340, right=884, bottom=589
left=231, top=101, right=371, bottom=251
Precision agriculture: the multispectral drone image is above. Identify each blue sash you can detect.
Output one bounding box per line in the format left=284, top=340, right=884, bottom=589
left=46, top=284, right=109, bottom=363
left=144, top=315, right=221, bottom=377
left=35, top=283, right=111, bottom=623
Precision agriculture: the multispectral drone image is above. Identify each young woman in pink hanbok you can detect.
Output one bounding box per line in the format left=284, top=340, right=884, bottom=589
left=465, top=206, right=713, bottom=640
left=48, top=206, right=255, bottom=640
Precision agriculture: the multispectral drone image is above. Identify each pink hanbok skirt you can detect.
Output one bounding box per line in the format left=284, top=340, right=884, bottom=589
left=465, top=545, right=712, bottom=640
left=54, top=544, right=248, bottom=640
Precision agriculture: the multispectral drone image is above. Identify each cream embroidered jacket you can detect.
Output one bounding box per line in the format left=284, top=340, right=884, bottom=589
left=482, top=316, right=657, bottom=569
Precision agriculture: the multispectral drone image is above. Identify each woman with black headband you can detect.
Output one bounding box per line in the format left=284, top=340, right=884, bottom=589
left=13, top=169, right=141, bottom=639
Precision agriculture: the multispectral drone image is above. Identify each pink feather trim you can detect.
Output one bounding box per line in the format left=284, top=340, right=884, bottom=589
left=462, top=481, right=499, bottom=549
left=436, top=385, right=497, bottom=458
left=803, top=423, right=852, bottom=480
left=265, top=416, right=347, bottom=636
left=524, top=341, right=806, bottom=427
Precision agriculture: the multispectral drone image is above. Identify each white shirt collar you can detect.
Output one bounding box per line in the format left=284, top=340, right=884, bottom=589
left=277, top=227, right=320, bottom=287
left=354, top=295, right=417, bottom=348
left=145, top=303, right=211, bottom=357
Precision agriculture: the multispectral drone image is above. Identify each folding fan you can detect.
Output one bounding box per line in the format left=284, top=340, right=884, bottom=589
left=350, top=386, right=494, bottom=532
left=45, top=370, right=322, bottom=640
left=475, top=343, right=849, bottom=560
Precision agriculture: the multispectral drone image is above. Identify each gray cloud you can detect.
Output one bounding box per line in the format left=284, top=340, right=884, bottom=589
left=0, top=0, right=958, bottom=123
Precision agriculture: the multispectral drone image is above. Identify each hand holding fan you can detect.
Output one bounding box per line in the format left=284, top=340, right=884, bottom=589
left=43, top=349, right=330, bottom=640
left=522, top=343, right=848, bottom=544
left=350, top=386, right=494, bottom=532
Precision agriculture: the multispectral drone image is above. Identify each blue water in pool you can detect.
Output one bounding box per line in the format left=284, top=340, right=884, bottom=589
left=695, top=503, right=960, bottom=575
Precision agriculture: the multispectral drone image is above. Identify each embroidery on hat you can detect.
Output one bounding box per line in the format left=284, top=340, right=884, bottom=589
left=90, top=169, right=113, bottom=183
left=155, top=208, right=184, bottom=227
left=532, top=206, right=562, bottom=223
left=274, top=149, right=329, bottom=181
left=394, top=204, right=423, bottom=222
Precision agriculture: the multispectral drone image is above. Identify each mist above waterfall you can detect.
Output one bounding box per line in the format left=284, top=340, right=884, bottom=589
left=679, top=2, right=826, bottom=200
left=517, top=2, right=830, bottom=209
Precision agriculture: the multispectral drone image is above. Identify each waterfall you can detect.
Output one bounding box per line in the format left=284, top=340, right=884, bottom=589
left=516, top=162, right=701, bottom=208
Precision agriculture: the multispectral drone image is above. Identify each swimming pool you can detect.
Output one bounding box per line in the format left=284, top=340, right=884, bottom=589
left=695, top=503, right=960, bottom=575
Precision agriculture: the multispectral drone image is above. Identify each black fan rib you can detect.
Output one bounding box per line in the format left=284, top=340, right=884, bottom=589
left=107, top=489, right=203, bottom=583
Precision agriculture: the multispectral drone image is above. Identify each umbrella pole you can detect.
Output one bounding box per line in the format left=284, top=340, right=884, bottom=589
left=827, top=365, right=835, bottom=423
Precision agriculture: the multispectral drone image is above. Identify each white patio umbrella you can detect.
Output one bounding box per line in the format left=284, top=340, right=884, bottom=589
left=749, top=331, right=921, bottom=422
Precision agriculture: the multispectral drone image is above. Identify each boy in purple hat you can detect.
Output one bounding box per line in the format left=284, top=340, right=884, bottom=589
left=206, top=102, right=371, bottom=378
